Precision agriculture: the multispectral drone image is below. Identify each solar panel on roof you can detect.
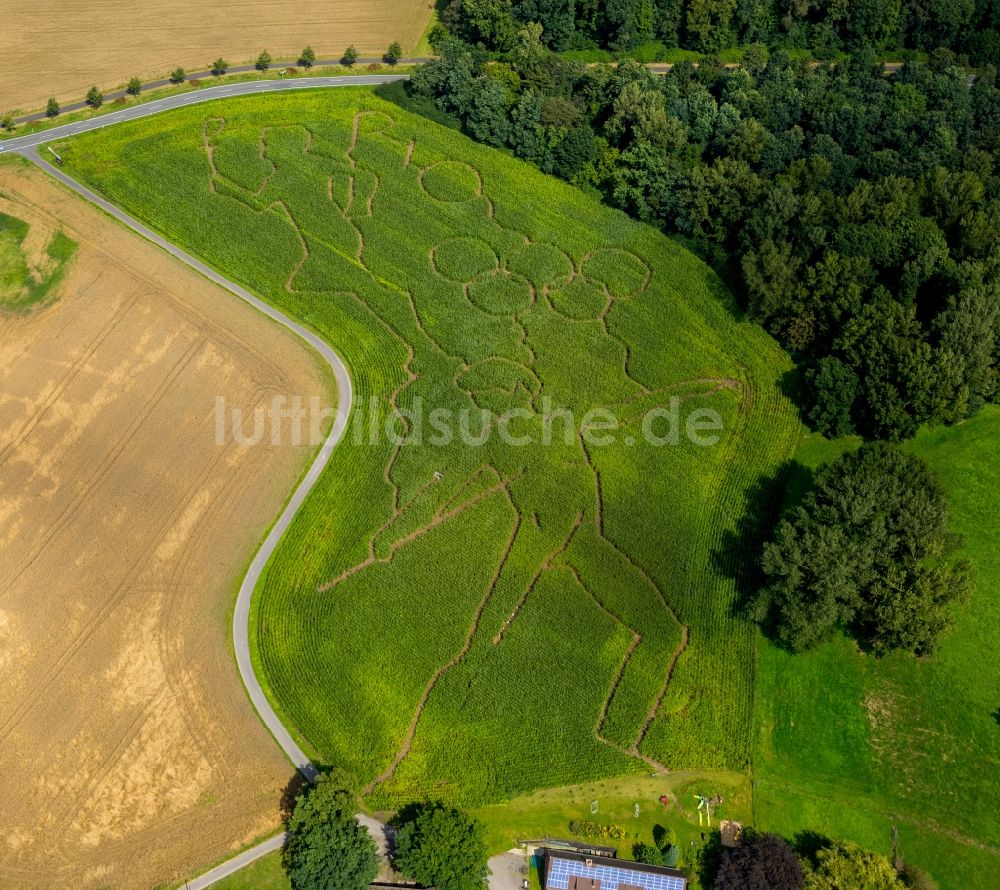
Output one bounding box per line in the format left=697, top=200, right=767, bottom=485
left=545, top=855, right=686, bottom=890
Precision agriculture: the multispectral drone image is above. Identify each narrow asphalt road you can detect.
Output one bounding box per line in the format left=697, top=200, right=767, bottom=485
left=184, top=832, right=288, bottom=890
left=14, top=76, right=517, bottom=890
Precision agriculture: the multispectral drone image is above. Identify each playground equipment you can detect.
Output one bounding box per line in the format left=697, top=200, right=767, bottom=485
left=694, top=794, right=724, bottom=827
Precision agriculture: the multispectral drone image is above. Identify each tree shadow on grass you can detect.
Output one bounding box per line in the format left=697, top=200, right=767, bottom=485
left=710, top=442, right=823, bottom=633
left=696, top=829, right=725, bottom=888
left=710, top=463, right=794, bottom=620
left=791, top=829, right=833, bottom=868
left=280, top=770, right=309, bottom=823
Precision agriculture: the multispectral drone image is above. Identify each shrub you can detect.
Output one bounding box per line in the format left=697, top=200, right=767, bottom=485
left=126, top=76, right=142, bottom=96
left=634, top=842, right=666, bottom=865
left=573, top=820, right=628, bottom=840
left=0, top=114, right=14, bottom=132
left=900, top=863, right=938, bottom=890
left=805, top=357, right=858, bottom=438
left=427, top=23, right=450, bottom=53
left=169, top=67, right=185, bottom=84
left=653, top=825, right=681, bottom=867
left=211, top=57, right=228, bottom=76
left=85, top=86, right=103, bottom=108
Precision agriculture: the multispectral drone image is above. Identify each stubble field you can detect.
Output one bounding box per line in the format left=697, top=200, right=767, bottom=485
left=0, top=160, right=332, bottom=889
left=1, top=0, right=433, bottom=113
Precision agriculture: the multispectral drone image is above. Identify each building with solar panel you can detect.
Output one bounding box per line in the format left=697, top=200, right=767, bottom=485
left=542, top=847, right=688, bottom=890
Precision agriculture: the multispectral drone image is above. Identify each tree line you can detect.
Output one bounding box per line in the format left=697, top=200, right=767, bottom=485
left=443, top=0, right=999, bottom=67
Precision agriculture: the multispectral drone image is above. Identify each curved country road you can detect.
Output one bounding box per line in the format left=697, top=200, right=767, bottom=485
left=6, top=77, right=442, bottom=888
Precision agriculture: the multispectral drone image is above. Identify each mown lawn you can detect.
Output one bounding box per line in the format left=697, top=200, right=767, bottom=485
left=59, top=86, right=801, bottom=808
left=473, top=771, right=751, bottom=863
left=754, top=408, right=1000, bottom=889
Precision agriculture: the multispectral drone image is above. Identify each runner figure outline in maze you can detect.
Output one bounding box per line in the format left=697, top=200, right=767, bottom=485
left=201, top=105, right=745, bottom=790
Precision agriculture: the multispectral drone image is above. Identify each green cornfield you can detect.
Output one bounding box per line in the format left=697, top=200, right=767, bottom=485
left=59, top=88, right=802, bottom=807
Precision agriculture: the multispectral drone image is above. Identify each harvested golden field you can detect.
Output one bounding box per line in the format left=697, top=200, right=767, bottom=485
left=1, top=0, right=433, bottom=113
left=0, top=160, right=333, bottom=889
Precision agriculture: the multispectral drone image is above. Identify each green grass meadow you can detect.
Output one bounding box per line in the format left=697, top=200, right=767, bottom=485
left=754, top=409, right=1000, bottom=888
left=57, top=87, right=803, bottom=808
left=0, top=208, right=75, bottom=311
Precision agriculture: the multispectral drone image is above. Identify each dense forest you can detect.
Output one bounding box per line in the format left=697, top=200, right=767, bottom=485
left=443, top=0, right=1000, bottom=66
left=409, top=18, right=1000, bottom=440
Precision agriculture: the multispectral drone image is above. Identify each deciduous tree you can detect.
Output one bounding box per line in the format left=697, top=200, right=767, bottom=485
left=385, top=41, right=404, bottom=65
left=804, top=842, right=905, bottom=890
left=393, top=802, right=489, bottom=890
left=714, top=831, right=804, bottom=890
left=756, top=443, right=971, bottom=655
left=284, top=772, right=380, bottom=890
